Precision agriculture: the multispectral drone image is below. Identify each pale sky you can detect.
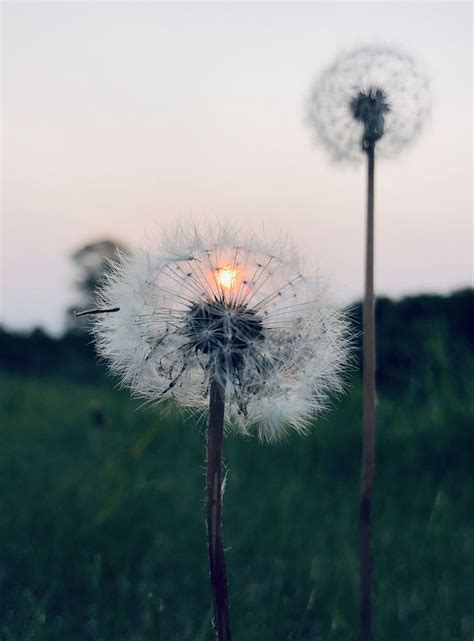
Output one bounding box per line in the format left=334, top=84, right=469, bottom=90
left=1, top=1, right=472, bottom=333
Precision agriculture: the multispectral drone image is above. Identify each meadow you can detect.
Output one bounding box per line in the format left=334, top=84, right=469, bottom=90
left=1, top=291, right=473, bottom=641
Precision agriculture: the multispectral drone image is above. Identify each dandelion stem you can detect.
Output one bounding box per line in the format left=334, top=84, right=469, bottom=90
left=360, top=145, right=376, bottom=641
left=207, top=378, right=232, bottom=641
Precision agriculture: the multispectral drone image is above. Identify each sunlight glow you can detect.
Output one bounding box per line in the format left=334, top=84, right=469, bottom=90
left=217, top=267, right=237, bottom=290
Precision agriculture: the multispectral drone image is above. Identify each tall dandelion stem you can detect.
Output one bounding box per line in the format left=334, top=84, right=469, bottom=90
left=360, top=145, right=376, bottom=641
left=207, top=378, right=232, bottom=641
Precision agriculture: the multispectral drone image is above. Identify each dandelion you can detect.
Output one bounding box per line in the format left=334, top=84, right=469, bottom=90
left=307, top=46, right=430, bottom=641
left=307, top=45, right=431, bottom=163
left=83, top=222, right=350, bottom=640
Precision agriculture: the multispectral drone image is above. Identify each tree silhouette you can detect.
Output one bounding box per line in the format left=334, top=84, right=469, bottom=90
left=66, top=239, right=129, bottom=332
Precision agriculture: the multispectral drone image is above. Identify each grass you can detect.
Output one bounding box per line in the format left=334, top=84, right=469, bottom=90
left=0, top=372, right=472, bottom=641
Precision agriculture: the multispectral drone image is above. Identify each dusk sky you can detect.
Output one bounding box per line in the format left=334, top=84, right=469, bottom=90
left=2, top=1, right=472, bottom=333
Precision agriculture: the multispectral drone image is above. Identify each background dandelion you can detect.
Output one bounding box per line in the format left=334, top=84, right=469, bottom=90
left=307, top=45, right=431, bottom=641
left=307, top=45, right=431, bottom=163
left=89, top=223, right=350, bottom=640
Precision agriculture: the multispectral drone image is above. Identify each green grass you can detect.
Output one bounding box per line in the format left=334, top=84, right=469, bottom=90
left=0, top=373, right=472, bottom=641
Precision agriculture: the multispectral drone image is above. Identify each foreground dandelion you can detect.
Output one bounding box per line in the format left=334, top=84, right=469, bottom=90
left=81, top=223, right=349, bottom=640
left=307, top=46, right=430, bottom=641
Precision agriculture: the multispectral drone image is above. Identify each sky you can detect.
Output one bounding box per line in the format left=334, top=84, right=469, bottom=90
left=1, top=1, right=472, bottom=334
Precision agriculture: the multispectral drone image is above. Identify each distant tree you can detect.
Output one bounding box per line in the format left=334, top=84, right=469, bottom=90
left=66, top=239, right=129, bottom=332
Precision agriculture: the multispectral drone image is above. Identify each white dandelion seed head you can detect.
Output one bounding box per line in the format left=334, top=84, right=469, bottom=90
left=92, top=222, right=351, bottom=441
left=307, top=45, right=431, bottom=163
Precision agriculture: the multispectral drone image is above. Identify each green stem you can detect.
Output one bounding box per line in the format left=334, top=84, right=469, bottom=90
left=207, top=379, right=232, bottom=641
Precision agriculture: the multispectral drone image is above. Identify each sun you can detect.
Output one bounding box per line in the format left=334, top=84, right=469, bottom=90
left=217, top=267, right=237, bottom=290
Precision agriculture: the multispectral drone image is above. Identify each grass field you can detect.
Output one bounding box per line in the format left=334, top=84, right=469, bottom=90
left=0, top=372, right=472, bottom=641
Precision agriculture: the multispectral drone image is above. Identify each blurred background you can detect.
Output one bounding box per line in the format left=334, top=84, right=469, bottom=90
left=1, top=2, right=472, bottom=640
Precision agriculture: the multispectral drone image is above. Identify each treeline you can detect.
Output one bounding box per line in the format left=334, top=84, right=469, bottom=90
left=0, top=329, right=101, bottom=382
left=1, top=289, right=472, bottom=398
left=351, top=288, right=473, bottom=397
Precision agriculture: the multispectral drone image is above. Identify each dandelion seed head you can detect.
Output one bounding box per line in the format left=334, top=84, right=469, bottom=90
left=92, top=222, right=351, bottom=441
left=307, top=45, right=431, bottom=163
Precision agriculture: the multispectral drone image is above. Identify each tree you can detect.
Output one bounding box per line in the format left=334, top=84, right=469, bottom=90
left=66, top=239, right=129, bottom=332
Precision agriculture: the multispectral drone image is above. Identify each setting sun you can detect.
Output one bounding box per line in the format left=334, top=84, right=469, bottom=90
left=217, top=267, right=237, bottom=290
